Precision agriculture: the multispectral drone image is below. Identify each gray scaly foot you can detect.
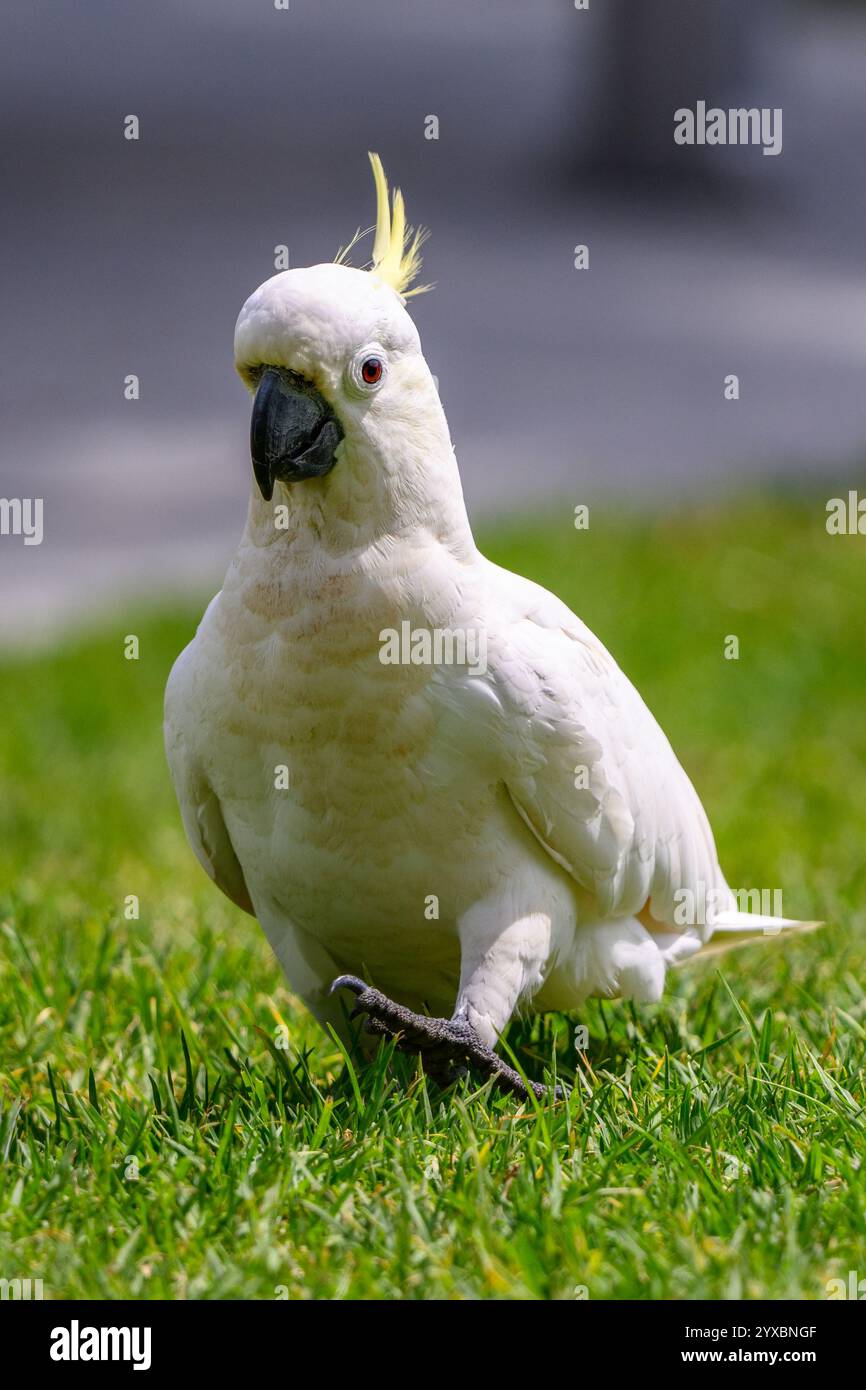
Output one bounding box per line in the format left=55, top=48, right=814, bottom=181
left=330, top=975, right=562, bottom=1102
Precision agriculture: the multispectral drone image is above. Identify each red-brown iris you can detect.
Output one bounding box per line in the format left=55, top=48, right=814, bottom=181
left=361, top=357, right=383, bottom=385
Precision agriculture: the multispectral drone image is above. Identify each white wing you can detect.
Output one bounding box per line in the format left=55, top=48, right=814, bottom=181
left=482, top=559, right=731, bottom=935
left=164, top=637, right=254, bottom=917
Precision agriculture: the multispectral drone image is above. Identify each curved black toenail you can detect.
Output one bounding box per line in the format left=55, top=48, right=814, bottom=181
left=329, top=974, right=367, bottom=997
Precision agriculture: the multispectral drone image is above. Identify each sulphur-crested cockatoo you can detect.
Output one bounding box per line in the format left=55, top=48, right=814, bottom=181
left=165, top=155, right=817, bottom=1099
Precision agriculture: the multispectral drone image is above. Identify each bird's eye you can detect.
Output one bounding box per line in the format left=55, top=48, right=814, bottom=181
left=361, top=356, right=384, bottom=386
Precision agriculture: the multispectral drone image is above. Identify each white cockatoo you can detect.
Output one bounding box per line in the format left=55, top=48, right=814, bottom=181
left=165, top=155, right=817, bottom=1098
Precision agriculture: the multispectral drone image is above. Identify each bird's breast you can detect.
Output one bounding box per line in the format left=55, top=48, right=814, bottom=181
left=198, top=566, right=510, bottom=968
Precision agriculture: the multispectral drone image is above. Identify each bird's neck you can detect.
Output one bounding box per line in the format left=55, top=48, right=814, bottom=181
left=239, top=431, right=477, bottom=566
left=223, top=446, right=476, bottom=645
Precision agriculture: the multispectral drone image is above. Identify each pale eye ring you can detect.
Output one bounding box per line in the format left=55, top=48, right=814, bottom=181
left=348, top=347, right=388, bottom=393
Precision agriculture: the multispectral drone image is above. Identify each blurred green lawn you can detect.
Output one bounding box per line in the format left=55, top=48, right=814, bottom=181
left=0, top=491, right=864, bottom=1299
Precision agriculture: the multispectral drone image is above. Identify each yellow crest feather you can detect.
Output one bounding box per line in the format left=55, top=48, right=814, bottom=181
left=366, top=152, right=430, bottom=299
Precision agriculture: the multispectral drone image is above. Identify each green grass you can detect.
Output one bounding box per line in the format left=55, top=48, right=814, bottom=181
left=1, top=491, right=865, bottom=1300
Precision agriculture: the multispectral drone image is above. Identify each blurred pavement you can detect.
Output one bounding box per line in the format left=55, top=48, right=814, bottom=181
left=1, top=1, right=864, bottom=641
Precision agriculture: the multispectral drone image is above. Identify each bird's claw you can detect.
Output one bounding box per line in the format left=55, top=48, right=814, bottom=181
left=329, top=974, right=562, bottom=1102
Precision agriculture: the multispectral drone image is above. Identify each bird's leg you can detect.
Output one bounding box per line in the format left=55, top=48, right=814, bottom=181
left=329, top=975, right=560, bottom=1101
left=330, top=897, right=564, bottom=1099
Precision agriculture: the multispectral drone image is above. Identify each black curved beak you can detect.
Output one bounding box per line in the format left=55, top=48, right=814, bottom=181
left=250, top=368, right=343, bottom=501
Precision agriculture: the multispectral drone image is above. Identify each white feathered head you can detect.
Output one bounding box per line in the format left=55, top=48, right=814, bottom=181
left=234, top=154, right=451, bottom=518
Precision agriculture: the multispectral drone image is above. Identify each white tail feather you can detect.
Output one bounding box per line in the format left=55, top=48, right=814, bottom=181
left=694, top=910, right=824, bottom=960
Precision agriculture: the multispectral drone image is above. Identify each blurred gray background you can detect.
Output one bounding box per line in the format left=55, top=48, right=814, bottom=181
left=1, top=0, right=864, bottom=640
